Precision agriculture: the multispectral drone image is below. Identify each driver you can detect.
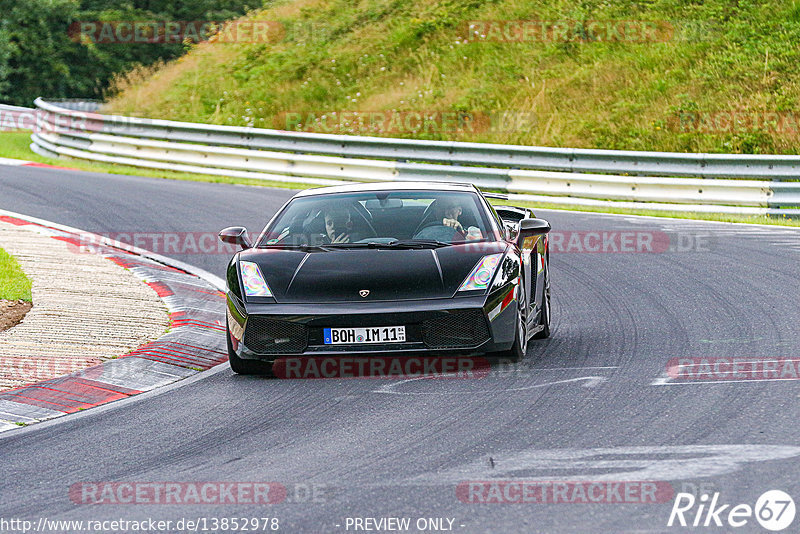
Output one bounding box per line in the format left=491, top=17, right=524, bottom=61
left=440, top=199, right=465, bottom=235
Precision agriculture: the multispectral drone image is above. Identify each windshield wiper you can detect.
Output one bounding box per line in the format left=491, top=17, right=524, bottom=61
left=259, top=244, right=333, bottom=251
left=384, top=239, right=451, bottom=249
left=321, top=242, right=377, bottom=248
left=313, top=240, right=450, bottom=249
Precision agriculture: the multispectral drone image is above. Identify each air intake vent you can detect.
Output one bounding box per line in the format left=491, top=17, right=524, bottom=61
left=422, top=310, right=490, bottom=349
left=244, top=317, right=308, bottom=354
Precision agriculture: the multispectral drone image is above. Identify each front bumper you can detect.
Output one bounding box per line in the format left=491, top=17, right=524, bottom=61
left=226, top=290, right=517, bottom=363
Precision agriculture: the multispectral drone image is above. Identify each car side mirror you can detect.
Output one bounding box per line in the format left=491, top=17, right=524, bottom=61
left=516, top=218, right=550, bottom=245
left=502, top=220, right=519, bottom=241
left=219, top=226, right=253, bottom=250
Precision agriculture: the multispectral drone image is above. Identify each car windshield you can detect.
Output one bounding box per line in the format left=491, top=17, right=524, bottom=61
left=258, top=190, right=498, bottom=248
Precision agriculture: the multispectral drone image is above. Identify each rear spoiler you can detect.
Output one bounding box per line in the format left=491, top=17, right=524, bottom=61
left=480, top=191, right=509, bottom=200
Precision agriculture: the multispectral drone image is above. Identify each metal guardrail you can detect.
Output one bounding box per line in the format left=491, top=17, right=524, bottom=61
left=0, top=101, right=99, bottom=131
left=30, top=99, right=800, bottom=182
left=0, top=104, right=37, bottom=131
left=1, top=100, right=798, bottom=216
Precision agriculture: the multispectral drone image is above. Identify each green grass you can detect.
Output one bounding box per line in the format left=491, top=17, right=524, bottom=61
left=0, top=133, right=44, bottom=161
left=0, top=247, right=32, bottom=301
left=105, top=0, right=800, bottom=155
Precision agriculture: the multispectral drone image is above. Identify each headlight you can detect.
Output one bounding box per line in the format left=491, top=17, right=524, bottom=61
left=458, top=253, right=503, bottom=292
left=240, top=261, right=273, bottom=297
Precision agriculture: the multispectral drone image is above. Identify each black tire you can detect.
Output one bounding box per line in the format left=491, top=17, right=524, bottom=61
left=533, top=260, right=551, bottom=340
left=497, top=298, right=527, bottom=363
left=227, top=327, right=274, bottom=375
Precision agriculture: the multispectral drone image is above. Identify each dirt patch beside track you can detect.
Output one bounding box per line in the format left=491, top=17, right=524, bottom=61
left=0, top=299, right=32, bottom=332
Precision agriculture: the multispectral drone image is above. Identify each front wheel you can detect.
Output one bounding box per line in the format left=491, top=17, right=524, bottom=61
left=227, top=327, right=274, bottom=375
left=497, top=300, right=528, bottom=363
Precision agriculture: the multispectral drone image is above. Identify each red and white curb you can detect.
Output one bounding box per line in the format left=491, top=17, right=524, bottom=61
left=0, top=210, right=227, bottom=433
left=0, top=156, right=78, bottom=171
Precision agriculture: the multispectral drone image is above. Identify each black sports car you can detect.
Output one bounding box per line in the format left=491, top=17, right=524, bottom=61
left=219, top=182, right=551, bottom=375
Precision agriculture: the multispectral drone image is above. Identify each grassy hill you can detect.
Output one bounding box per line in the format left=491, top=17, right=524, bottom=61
left=0, top=247, right=32, bottom=302
left=105, top=0, right=800, bottom=154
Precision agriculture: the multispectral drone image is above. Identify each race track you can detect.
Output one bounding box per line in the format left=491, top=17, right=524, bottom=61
left=2, top=165, right=800, bottom=533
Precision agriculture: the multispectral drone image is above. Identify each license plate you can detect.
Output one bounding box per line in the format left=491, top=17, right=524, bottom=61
left=324, top=326, right=406, bottom=344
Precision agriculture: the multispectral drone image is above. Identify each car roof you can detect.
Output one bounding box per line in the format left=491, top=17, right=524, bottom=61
left=292, top=181, right=481, bottom=198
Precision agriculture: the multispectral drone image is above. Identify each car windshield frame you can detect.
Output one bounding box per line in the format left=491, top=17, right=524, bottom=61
left=255, top=189, right=503, bottom=249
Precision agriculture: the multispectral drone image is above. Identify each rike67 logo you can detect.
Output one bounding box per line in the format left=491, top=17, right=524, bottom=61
left=668, top=490, right=795, bottom=531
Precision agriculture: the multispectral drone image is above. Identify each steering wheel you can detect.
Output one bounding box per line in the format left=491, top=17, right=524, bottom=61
left=413, top=224, right=464, bottom=242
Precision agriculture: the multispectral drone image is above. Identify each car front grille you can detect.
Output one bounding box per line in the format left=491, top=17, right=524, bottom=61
left=421, top=310, right=491, bottom=349
left=244, top=316, right=308, bottom=354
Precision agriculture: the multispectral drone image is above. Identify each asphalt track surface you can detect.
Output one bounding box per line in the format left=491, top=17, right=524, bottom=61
left=3, top=165, right=800, bottom=533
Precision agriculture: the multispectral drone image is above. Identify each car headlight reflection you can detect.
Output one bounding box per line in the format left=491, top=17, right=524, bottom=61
left=240, top=261, right=273, bottom=297
left=458, top=253, right=503, bottom=292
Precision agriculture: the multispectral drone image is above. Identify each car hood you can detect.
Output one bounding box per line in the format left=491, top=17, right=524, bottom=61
left=238, top=242, right=508, bottom=303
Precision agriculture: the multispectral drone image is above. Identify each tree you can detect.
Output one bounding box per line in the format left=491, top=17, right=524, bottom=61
left=0, top=0, right=257, bottom=105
